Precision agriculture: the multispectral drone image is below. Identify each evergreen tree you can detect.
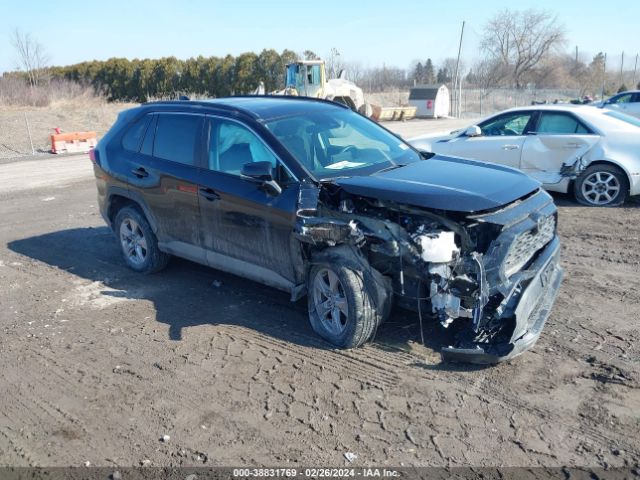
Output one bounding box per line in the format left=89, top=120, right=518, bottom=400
left=424, top=58, right=435, bottom=84
left=413, top=62, right=424, bottom=84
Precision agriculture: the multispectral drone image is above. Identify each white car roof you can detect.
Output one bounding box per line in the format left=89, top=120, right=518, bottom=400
left=495, top=104, right=640, bottom=134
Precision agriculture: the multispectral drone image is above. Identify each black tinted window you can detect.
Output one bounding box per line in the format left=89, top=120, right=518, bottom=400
left=122, top=115, right=151, bottom=152
left=153, top=114, right=201, bottom=166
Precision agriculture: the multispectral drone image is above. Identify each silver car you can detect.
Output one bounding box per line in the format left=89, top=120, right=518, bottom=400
left=409, top=105, right=640, bottom=206
left=600, top=90, right=640, bottom=119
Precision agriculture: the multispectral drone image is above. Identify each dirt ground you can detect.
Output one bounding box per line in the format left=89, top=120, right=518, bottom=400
left=0, top=120, right=639, bottom=468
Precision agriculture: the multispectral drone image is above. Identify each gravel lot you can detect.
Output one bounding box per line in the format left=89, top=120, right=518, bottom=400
left=0, top=118, right=639, bottom=468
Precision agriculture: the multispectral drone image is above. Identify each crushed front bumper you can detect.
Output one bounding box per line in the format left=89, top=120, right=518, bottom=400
left=441, top=236, right=564, bottom=364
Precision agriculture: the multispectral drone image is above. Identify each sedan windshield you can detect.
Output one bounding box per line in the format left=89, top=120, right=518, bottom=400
left=264, top=109, right=421, bottom=179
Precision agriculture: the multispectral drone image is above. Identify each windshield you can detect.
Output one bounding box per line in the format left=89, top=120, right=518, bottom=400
left=604, top=110, right=640, bottom=129
left=265, top=109, right=421, bottom=179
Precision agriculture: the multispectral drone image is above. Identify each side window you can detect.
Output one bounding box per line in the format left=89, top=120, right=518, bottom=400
left=153, top=114, right=201, bottom=166
left=479, top=113, right=533, bottom=136
left=611, top=93, right=632, bottom=104
left=537, top=112, right=591, bottom=134
left=207, top=119, right=279, bottom=176
left=122, top=114, right=152, bottom=152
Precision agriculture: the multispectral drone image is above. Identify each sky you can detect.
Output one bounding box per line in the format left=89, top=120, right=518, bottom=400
left=1, top=0, right=639, bottom=74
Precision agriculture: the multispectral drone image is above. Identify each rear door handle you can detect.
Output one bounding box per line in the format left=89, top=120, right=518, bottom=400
left=564, top=143, right=582, bottom=149
left=199, top=187, right=220, bottom=201
left=502, top=144, right=520, bottom=150
left=131, top=167, right=149, bottom=178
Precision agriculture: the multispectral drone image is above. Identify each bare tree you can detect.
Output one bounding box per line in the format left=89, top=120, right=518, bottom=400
left=344, top=60, right=364, bottom=85
left=469, top=58, right=507, bottom=95
left=326, top=47, right=345, bottom=79
left=481, top=9, right=566, bottom=88
left=11, top=29, right=50, bottom=87
left=303, top=50, right=319, bottom=61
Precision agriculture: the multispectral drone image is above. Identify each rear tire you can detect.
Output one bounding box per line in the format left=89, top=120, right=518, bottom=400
left=574, top=164, right=629, bottom=206
left=114, top=206, right=169, bottom=273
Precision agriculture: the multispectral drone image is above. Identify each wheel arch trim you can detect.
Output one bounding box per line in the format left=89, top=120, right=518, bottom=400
left=106, top=186, right=159, bottom=233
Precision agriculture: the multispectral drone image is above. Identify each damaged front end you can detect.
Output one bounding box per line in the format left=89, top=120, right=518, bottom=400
left=296, top=180, right=564, bottom=364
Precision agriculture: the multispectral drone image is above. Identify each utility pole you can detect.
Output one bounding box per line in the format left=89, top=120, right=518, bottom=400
left=633, top=54, right=639, bottom=88
left=452, top=20, right=465, bottom=118
left=620, top=51, right=624, bottom=87
left=601, top=53, right=607, bottom=101
left=575, top=46, right=578, bottom=64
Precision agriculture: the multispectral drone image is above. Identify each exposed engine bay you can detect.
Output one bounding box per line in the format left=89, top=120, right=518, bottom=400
left=294, top=179, right=564, bottom=363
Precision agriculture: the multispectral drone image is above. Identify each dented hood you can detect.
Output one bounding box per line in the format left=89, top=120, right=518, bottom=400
left=334, top=155, right=540, bottom=213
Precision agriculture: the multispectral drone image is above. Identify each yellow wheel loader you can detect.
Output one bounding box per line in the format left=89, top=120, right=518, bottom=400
left=269, top=60, right=416, bottom=121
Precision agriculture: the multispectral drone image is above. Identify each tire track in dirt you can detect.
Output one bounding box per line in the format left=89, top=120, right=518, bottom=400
left=0, top=428, right=38, bottom=466
left=214, top=327, right=401, bottom=390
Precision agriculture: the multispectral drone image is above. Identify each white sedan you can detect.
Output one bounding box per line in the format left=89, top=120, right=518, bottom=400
left=598, top=90, right=640, bottom=119
left=409, top=105, right=640, bottom=206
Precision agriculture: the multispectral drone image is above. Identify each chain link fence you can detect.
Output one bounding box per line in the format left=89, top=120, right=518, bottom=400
left=456, top=88, right=582, bottom=118
left=368, top=87, right=582, bottom=119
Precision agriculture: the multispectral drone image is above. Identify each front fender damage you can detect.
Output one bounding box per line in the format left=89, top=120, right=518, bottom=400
left=293, top=180, right=563, bottom=363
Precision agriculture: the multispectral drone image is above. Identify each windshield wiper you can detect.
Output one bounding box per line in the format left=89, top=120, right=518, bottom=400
left=376, top=163, right=407, bottom=173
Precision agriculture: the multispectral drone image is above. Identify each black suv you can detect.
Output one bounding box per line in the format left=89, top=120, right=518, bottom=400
left=93, top=97, right=563, bottom=363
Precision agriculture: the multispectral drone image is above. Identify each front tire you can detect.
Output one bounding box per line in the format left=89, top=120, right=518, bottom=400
left=307, top=263, right=378, bottom=349
left=574, top=164, right=629, bottom=206
left=114, top=206, right=169, bottom=273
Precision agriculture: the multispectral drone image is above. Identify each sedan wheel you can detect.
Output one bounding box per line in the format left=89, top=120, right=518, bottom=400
left=581, top=171, right=620, bottom=205
left=575, top=164, right=629, bottom=207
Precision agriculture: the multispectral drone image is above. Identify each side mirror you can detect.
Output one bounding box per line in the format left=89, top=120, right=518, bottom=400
left=465, top=126, right=482, bottom=137
left=241, top=161, right=282, bottom=196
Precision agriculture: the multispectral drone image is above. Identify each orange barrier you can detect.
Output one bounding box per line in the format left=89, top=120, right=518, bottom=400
left=50, top=131, right=97, bottom=154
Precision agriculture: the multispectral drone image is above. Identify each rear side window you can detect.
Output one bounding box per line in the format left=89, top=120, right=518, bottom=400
left=153, top=114, right=201, bottom=166
left=122, top=114, right=151, bottom=152
left=537, top=112, right=591, bottom=134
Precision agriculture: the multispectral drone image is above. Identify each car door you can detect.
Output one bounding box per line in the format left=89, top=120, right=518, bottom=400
left=127, top=112, right=206, bottom=262
left=521, top=111, right=600, bottom=185
left=197, top=115, right=300, bottom=286
left=433, top=111, right=534, bottom=169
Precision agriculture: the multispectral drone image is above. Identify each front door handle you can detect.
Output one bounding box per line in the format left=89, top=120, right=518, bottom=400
left=199, top=187, right=220, bottom=201
left=564, top=143, right=582, bottom=149
left=131, top=167, right=149, bottom=178
left=502, top=144, right=520, bottom=150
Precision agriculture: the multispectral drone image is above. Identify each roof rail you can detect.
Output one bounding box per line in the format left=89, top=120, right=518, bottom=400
left=228, top=94, right=351, bottom=109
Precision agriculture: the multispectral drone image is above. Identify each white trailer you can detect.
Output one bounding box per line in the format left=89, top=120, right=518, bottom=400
left=409, top=85, right=450, bottom=118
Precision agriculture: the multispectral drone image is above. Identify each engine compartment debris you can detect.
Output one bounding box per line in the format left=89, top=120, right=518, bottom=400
left=294, top=178, right=563, bottom=363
